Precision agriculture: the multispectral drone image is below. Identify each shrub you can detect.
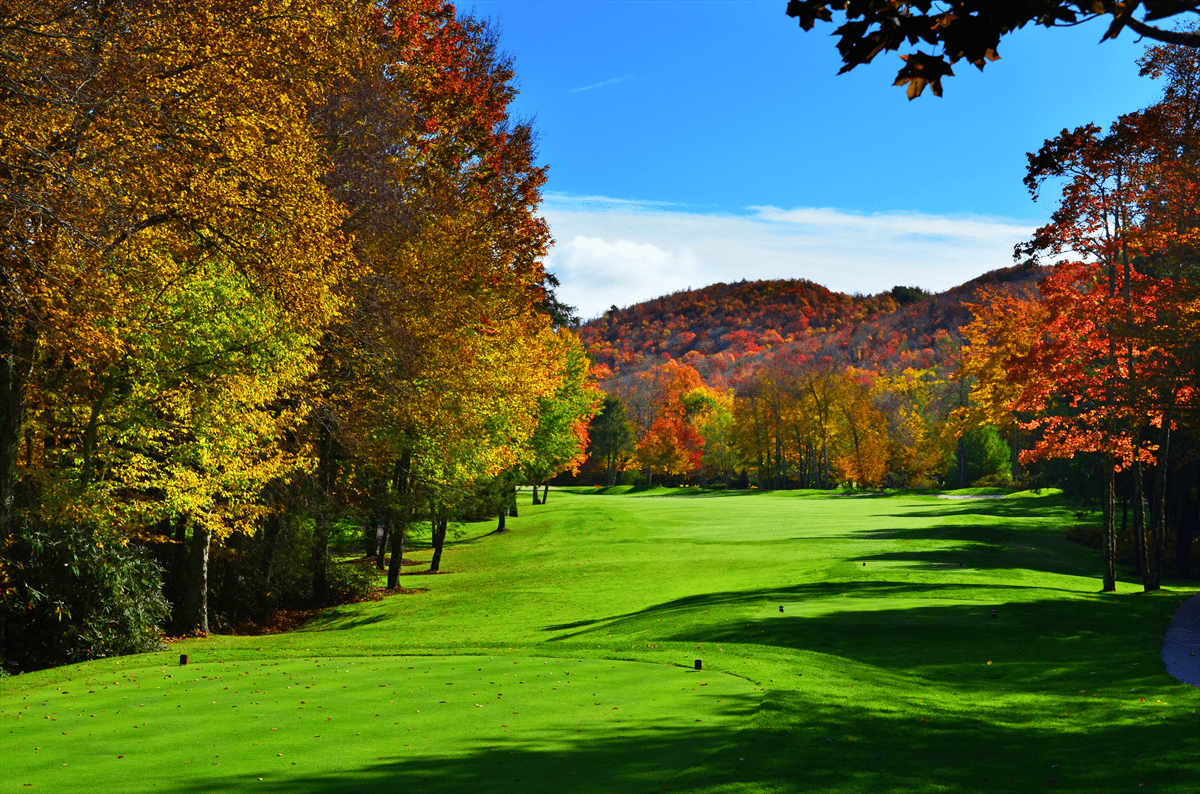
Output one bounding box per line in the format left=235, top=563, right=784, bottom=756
left=323, top=559, right=380, bottom=605
left=2, top=520, right=169, bottom=671
left=971, top=472, right=1014, bottom=489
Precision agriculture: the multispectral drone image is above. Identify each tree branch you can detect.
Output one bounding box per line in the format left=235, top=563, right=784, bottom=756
left=1123, top=16, right=1200, bottom=47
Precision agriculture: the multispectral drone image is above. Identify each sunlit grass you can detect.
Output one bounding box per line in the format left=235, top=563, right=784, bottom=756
left=2, top=488, right=1196, bottom=793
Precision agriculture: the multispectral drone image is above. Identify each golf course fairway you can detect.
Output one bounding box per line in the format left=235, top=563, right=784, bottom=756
left=2, top=488, right=1197, bottom=793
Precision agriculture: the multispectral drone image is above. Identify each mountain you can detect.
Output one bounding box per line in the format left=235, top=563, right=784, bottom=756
left=577, top=262, right=1046, bottom=387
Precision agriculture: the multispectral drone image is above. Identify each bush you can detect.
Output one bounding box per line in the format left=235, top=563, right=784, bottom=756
left=2, top=520, right=170, bottom=671
left=971, top=473, right=1014, bottom=489
left=324, top=559, right=380, bottom=604
left=203, top=512, right=384, bottom=626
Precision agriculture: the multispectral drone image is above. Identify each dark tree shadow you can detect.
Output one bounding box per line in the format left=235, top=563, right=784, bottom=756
left=149, top=681, right=1197, bottom=794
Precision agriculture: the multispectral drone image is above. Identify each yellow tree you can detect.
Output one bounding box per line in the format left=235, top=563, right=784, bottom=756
left=878, top=367, right=956, bottom=488
left=685, top=387, right=736, bottom=487
left=831, top=367, right=890, bottom=488
left=520, top=330, right=602, bottom=504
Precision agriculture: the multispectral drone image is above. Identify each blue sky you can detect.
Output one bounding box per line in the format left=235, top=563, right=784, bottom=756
left=468, top=1, right=1164, bottom=318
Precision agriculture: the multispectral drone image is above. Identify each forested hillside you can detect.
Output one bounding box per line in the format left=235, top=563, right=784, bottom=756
left=573, top=263, right=1048, bottom=502
left=580, top=262, right=1045, bottom=387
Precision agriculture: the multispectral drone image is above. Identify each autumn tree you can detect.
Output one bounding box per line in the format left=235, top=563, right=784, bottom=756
left=618, top=360, right=706, bottom=485
left=831, top=367, right=890, bottom=488
left=519, top=330, right=601, bottom=503
left=686, top=387, right=737, bottom=487
left=957, top=290, right=1050, bottom=483
left=0, top=1, right=369, bottom=644
left=877, top=367, right=956, bottom=487
left=299, top=0, right=575, bottom=586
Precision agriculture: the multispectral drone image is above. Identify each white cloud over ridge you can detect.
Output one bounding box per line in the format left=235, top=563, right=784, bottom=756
left=540, top=194, right=1042, bottom=320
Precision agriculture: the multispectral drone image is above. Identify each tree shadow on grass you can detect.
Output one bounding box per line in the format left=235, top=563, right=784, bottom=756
left=540, top=581, right=1193, bottom=682
left=578, top=485, right=763, bottom=498
left=848, top=522, right=1106, bottom=575
left=879, top=495, right=1075, bottom=522
left=145, top=683, right=1197, bottom=794
left=540, top=580, right=1078, bottom=641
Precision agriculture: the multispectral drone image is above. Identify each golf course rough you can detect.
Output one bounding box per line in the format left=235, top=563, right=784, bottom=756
left=2, top=487, right=1197, bottom=793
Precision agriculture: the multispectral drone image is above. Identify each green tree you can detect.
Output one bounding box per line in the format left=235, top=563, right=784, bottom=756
left=943, top=425, right=1012, bottom=487
left=521, top=330, right=601, bottom=503
left=588, top=396, right=635, bottom=486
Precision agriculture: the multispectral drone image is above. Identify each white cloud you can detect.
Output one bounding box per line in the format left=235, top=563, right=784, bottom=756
left=540, top=194, right=1042, bottom=320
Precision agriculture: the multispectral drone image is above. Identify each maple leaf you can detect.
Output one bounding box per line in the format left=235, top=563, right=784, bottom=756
left=893, top=52, right=954, bottom=100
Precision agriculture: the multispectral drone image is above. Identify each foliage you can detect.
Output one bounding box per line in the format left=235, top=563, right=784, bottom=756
left=2, top=520, right=168, bottom=670
left=942, top=424, right=1012, bottom=487
left=518, top=330, right=602, bottom=485
left=0, top=0, right=598, bottom=648
left=583, top=395, right=636, bottom=485
left=889, top=285, right=931, bottom=305
left=960, top=37, right=1200, bottom=591
left=786, top=1, right=1200, bottom=98
left=580, top=266, right=1042, bottom=389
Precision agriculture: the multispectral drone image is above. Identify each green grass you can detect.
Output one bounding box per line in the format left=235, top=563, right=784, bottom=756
left=2, top=489, right=1197, bottom=793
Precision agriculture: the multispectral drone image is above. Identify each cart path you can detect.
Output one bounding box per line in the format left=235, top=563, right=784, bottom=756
left=1162, top=594, right=1200, bottom=688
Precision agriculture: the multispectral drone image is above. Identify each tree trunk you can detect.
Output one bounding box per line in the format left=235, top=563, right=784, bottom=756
left=496, top=508, right=506, bottom=532
left=1134, top=443, right=1154, bottom=592
left=374, top=517, right=389, bottom=572
left=1148, top=421, right=1169, bottom=590
left=1102, top=454, right=1116, bottom=592
left=822, top=438, right=829, bottom=489
left=0, top=312, right=36, bottom=544
left=386, top=519, right=407, bottom=590
left=312, top=513, right=330, bottom=606
left=185, top=522, right=212, bottom=634
left=542, top=484, right=549, bottom=503
left=386, top=451, right=411, bottom=590
left=531, top=485, right=541, bottom=505
left=508, top=486, right=518, bottom=518
left=775, top=428, right=784, bottom=490
left=957, top=434, right=966, bottom=489
left=430, top=515, right=448, bottom=572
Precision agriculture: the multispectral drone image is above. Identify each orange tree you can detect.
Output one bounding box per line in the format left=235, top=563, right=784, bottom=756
left=979, top=54, right=1200, bottom=589
left=619, top=360, right=706, bottom=485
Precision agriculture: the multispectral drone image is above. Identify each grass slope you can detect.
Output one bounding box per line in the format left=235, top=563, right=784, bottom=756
left=2, top=489, right=1197, bottom=793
